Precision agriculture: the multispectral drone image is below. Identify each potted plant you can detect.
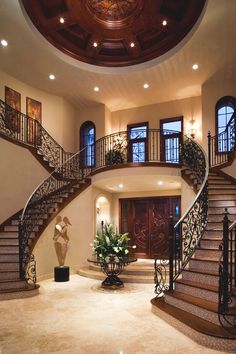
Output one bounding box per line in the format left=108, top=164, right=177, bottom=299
left=91, top=223, right=130, bottom=261
left=105, top=148, right=125, bottom=166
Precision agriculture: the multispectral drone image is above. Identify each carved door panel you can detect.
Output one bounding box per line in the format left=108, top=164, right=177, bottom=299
left=120, top=197, right=180, bottom=259
left=132, top=200, right=149, bottom=258
left=149, top=199, right=169, bottom=259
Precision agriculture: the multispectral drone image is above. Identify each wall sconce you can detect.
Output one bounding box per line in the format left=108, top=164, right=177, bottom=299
left=188, top=118, right=197, bottom=139
left=96, top=202, right=100, bottom=215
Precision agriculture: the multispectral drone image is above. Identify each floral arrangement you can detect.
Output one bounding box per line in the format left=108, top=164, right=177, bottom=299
left=92, top=223, right=130, bottom=261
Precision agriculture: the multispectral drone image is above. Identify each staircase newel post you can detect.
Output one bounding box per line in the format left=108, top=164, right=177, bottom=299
left=169, top=214, right=174, bottom=293
left=221, top=208, right=229, bottom=312
left=207, top=131, right=211, bottom=168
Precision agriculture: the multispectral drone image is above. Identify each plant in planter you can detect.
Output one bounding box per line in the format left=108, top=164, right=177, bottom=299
left=91, top=223, right=130, bottom=261
left=105, top=148, right=125, bottom=165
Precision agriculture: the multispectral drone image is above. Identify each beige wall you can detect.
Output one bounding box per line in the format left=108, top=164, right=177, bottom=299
left=0, top=139, right=49, bottom=223
left=34, top=185, right=112, bottom=280
left=0, top=70, right=76, bottom=152
left=75, top=104, right=106, bottom=150
left=111, top=96, right=202, bottom=141
left=202, top=78, right=236, bottom=151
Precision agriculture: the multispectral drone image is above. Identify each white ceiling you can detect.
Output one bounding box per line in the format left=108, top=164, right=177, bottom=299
left=0, top=0, right=236, bottom=112
left=93, top=174, right=181, bottom=193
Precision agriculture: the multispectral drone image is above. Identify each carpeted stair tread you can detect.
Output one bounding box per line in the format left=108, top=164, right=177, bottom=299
left=166, top=290, right=218, bottom=312
left=151, top=297, right=236, bottom=339
left=176, top=279, right=218, bottom=293
left=183, top=268, right=219, bottom=276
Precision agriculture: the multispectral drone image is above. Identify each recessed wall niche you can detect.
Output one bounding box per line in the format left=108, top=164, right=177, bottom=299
left=95, top=195, right=110, bottom=234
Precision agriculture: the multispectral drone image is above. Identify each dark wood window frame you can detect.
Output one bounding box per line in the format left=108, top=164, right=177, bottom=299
left=127, top=121, right=149, bottom=162
left=160, top=116, right=183, bottom=162
left=215, top=96, right=236, bottom=154
left=79, top=120, right=96, bottom=167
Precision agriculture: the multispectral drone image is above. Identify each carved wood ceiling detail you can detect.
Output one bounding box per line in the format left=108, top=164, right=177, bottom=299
left=22, top=0, right=206, bottom=67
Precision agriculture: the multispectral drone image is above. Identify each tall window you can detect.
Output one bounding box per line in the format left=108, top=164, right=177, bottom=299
left=80, top=121, right=95, bottom=167
left=127, top=122, right=148, bottom=162
left=160, top=117, right=183, bottom=163
left=216, top=96, right=236, bottom=152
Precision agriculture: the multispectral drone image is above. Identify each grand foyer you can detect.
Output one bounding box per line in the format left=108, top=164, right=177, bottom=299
left=1, top=0, right=236, bottom=353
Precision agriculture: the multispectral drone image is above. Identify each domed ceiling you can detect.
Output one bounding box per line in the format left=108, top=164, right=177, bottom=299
left=22, top=0, right=206, bottom=67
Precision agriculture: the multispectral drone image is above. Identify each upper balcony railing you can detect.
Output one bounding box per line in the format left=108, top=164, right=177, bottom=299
left=0, top=99, right=72, bottom=168
left=91, top=129, right=182, bottom=171
left=208, top=113, right=236, bottom=168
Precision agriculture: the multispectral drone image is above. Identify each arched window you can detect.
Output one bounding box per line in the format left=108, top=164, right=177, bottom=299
left=80, top=121, right=96, bottom=167
left=216, top=96, right=236, bottom=152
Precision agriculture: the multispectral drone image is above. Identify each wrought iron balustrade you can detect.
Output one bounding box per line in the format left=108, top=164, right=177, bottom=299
left=218, top=210, right=236, bottom=332
left=0, top=99, right=70, bottom=168
left=155, top=136, right=209, bottom=296
left=208, top=113, right=236, bottom=168
left=94, top=129, right=182, bottom=170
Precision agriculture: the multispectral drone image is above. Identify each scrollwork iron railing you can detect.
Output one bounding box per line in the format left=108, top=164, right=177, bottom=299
left=208, top=113, right=236, bottom=168
left=218, top=209, right=236, bottom=332
left=0, top=99, right=70, bottom=168
left=94, top=129, right=182, bottom=169
left=155, top=136, right=209, bottom=296
left=19, top=146, right=91, bottom=285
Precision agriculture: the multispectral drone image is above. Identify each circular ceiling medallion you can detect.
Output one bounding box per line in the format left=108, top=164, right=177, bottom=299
left=21, top=0, right=206, bottom=68
left=87, top=0, right=139, bottom=22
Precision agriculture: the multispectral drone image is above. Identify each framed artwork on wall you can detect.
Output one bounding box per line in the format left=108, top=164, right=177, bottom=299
left=26, top=97, right=42, bottom=145
left=5, top=86, right=21, bottom=133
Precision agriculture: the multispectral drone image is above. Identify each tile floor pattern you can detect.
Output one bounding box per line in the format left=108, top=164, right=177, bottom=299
left=0, top=275, right=232, bottom=354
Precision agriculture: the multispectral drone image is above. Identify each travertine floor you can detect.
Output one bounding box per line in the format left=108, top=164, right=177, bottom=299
left=0, top=276, right=232, bottom=354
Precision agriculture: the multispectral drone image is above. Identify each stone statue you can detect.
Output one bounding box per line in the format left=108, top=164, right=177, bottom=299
left=53, top=215, right=72, bottom=266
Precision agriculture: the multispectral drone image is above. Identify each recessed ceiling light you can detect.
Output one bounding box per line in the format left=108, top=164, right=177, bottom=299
left=1, top=39, right=8, bottom=47
left=93, top=42, right=98, bottom=47
left=94, top=86, right=99, bottom=92
left=118, top=184, right=123, bottom=188
left=192, top=63, right=199, bottom=70
left=49, top=74, right=55, bottom=80
left=158, top=181, right=163, bottom=185
left=162, top=20, right=167, bottom=26
left=143, top=83, right=149, bottom=89
left=59, top=17, right=65, bottom=24
left=130, top=42, right=135, bottom=48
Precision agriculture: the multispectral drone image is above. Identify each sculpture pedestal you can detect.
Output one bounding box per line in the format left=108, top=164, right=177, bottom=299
left=54, top=266, right=70, bottom=282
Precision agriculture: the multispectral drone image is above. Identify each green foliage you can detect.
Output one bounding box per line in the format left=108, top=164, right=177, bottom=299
left=105, top=149, right=125, bottom=165
left=92, top=223, right=130, bottom=261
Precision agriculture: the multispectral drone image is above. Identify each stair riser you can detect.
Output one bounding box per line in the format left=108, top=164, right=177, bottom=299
left=165, top=294, right=220, bottom=325
left=0, top=232, right=18, bottom=238
left=209, top=200, right=236, bottom=207
left=209, top=195, right=236, bottom=201
left=208, top=207, right=236, bottom=214
left=208, top=180, right=232, bottom=185
left=209, top=191, right=236, bottom=196
left=0, top=263, right=19, bottom=270
left=182, top=271, right=219, bottom=286
left=208, top=186, right=236, bottom=196
left=200, top=239, right=222, bottom=249
left=206, top=222, right=223, bottom=228
left=175, top=282, right=218, bottom=303
left=4, top=226, right=18, bottom=232
left=194, top=249, right=221, bottom=259
left=208, top=214, right=236, bottom=222
left=0, top=272, right=19, bottom=280
left=0, top=281, right=27, bottom=291
left=189, top=259, right=218, bottom=272
left=0, top=255, right=19, bottom=262
left=204, top=230, right=222, bottom=238
left=0, top=246, right=19, bottom=253
left=0, top=239, right=19, bottom=246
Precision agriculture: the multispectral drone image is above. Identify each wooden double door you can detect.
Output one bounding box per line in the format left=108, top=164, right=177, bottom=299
left=120, top=197, right=180, bottom=259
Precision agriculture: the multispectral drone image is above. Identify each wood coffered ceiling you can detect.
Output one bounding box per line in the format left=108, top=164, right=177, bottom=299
left=21, top=0, right=206, bottom=67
